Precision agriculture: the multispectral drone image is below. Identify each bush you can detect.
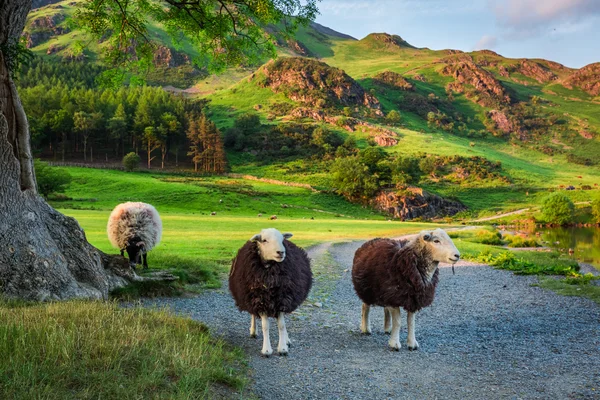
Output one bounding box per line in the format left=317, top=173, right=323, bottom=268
left=34, top=160, right=72, bottom=198
left=386, top=110, right=401, bottom=124
left=475, top=229, right=503, bottom=245
left=503, top=234, right=538, bottom=248
left=123, top=152, right=141, bottom=172
left=592, top=197, right=600, bottom=224
left=331, top=156, right=380, bottom=204
left=541, top=192, right=574, bottom=225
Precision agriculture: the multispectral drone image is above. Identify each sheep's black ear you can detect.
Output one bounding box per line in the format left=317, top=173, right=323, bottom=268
left=250, top=234, right=261, bottom=242
left=282, top=233, right=293, bottom=240
left=422, top=232, right=432, bottom=242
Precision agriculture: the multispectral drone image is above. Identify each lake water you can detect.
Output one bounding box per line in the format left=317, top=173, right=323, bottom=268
left=532, top=226, right=600, bottom=271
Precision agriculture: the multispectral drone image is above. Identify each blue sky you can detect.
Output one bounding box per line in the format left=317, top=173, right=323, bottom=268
left=314, top=0, right=600, bottom=68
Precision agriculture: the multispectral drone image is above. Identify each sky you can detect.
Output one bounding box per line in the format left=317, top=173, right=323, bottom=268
left=314, top=0, right=600, bottom=68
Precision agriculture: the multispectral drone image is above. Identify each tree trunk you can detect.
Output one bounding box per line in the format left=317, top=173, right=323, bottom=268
left=0, top=2, right=133, bottom=300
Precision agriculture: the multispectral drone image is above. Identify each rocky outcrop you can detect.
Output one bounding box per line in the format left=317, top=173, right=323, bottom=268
left=152, top=46, right=190, bottom=68
left=562, top=63, right=600, bottom=96
left=286, top=39, right=312, bottom=57
left=23, top=12, right=68, bottom=48
left=441, top=58, right=512, bottom=107
left=373, top=71, right=414, bottom=91
left=517, top=60, right=557, bottom=83
left=373, top=187, right=466, bottom=221
left=290, top=107, right=398, bottom=146
left=488, top=110, right=517, bottom=134
left=257, top=57, right=382, bottom=113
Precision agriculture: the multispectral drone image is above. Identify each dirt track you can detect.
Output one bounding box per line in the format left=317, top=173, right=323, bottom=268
left=146, top=240, right=600, bottom=399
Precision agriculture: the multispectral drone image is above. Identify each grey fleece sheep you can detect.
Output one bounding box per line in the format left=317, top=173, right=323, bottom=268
left=107, top=202, right=162, bottom=269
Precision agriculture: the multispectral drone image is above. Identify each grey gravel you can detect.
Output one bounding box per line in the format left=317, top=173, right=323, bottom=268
left=143, top=241, right=600, bottom=399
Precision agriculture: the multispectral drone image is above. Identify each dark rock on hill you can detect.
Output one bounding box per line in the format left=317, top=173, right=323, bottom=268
left=562, top=63, right=600, bottom=96
left=24, top=12, right=69, bottom=48
left=442, top=57, right=512, bottom=107
left=256, top=57, right=382, bottom=112
left=373, top=71, right=414, bottom=91
left=153, top=46, right=190, bottom=68
left=373, top=187, right=466, bottom=221
left=517, top=60, right=558, bottom=83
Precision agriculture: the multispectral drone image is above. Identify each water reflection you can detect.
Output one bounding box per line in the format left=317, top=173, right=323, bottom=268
left=533, top=226, right=600, bottom=269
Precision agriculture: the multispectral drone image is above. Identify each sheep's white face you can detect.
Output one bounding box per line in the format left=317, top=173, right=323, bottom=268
left=251, top=228, right=293, bottom=263
left=420, top=228, right=460, bottom=264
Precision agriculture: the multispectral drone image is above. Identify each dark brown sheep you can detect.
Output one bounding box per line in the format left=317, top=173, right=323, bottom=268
left=352, top=229, right=460, bottom=351
left=229, top=228, right=312, bottom=356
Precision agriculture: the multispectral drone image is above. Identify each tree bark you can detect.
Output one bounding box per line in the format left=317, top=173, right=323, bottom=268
left=0, top=1, right=133, bottom=300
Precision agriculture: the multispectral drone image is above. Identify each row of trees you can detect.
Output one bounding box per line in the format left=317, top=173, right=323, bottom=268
left=15, top=59, right=230, bottom=171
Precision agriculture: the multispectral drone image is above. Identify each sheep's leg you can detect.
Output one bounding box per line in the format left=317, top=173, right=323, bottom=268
left=387, top=307, right=401, bottom=351
left=249, top=314, right=257, bottom=338
left=260, top=313, right=273, bottom=356
left=142, top=253, right=148, bottom=269
left=277, top=312, right=289, bottom=355
left=383, top=308, right=392, bottom=334
left=406, top=311, right=419, bottom=351
left=360, top=303, right=372, bottom=335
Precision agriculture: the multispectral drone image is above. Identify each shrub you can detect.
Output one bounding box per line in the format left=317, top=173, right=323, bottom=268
left=541, top=192, right=574, bottom=225
left=122, top=152, right=141, bottom=172
left=503, top=234, right=538, bottom=248
left=592, top=197, right=600, bottom=224
left=386, top=110, right=401, bottom=124
left=35, top=160, right=73, bottom=198
left=331, top=157, right=380, bottom=204
left=476, top=229, right=503, bottom=245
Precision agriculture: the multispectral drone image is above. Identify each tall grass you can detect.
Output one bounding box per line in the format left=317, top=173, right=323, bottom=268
left=0, top=301, right=247, bottom=399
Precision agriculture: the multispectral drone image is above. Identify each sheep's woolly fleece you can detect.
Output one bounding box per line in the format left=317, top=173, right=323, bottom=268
left=107, top=202, right=162, bottom=250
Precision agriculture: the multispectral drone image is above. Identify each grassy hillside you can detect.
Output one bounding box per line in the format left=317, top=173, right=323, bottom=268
left=24, top=0, right=600, bottom=221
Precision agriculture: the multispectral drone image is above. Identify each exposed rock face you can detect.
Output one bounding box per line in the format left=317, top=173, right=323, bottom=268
left=562, top=63, right=600, bottom=96
left=517, top=60, right=557, bottom=83
left=441, top=58, right=512, bottom=107
left=257, top=57, right=382, bottom=113
left=488, top=109, right=517, bottom=134
left=290, top=107, right=398, bottom=146
left=23, top=12, right=68, bottom=48
left=373, top=187, right=466, bottom=221
left=286, top=39, right=312, bottom=57
left=373, top=71, right=414, bottom=91
left=152, top=46, right=190, bottom=68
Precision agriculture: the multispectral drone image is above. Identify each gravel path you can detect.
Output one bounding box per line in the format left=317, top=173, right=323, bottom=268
left=143, top=240, right=600, bottom=399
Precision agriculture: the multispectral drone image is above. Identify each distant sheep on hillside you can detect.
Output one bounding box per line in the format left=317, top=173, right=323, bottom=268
left=229, top=228, right=312, bottom=356
left=352, top=229, right=459, bottom=351
left=270, top=215, right=278, bottom=220
left=107, top=202, right=162, bottom=269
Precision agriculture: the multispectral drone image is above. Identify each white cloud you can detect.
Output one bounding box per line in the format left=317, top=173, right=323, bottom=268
left=474, top=35, right=498, bottom=50
left=490, top=0, right=600, bottom=37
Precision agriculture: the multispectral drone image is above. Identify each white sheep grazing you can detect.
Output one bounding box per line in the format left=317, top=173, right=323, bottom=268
left=352, top=228, right=460, bottom=351
left=229, top=228, right=312, bottom=356
left=107, top=202, right=162, bottom=269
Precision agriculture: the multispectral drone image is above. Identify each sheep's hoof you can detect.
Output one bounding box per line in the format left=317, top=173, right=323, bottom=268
left=261, top=348, right=273, bottom=357
left=384, top=329, right=391, bottom=335
left=360, top=328, right=372, bottom=335
left=249, top=333, right=257, bottom=339
left=278, top=350, right=289, bottom=356
left=388, top=344, right=401, bottom=352
left=407, top=341, right=420, bottom=351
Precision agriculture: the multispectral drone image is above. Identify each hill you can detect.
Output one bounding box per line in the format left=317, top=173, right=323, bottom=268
left=20, top=0, right=600, bottom=221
